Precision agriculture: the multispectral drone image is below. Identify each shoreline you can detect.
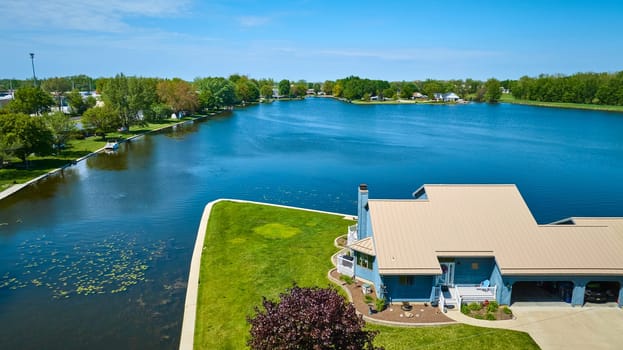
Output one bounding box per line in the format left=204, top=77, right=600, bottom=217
left=0, top=114, right=215, bottom=203
left=500, top=96, right=623, bottom=113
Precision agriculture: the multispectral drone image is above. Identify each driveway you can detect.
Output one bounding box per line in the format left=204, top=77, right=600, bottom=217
left=446, top=305, right=623, bottom=349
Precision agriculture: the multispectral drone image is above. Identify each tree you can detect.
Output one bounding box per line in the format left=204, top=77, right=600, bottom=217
left=7, top=86, right=55, bottom=115
left=278, top=79, right=291, bottom=97
left=322, top=80, right=335, bottom=95
left=156, top=78, right=199, bottom=116
left=41, top=77, right=72, bottom=110
left=194, top=77, right=237, bottom=110
left=66, top=89, right=96, bottom=115
left=233, top=76, right=260, bottom=103
left=484, top=78, right=502, bottom=103
left=43, top=111, right=76, bottom=151
left=98, top=74, right=154, bottom=131
left=81, top=106, right=121, bottom=140
left=247, top=285, right=381, bottom=350
left=0, top=113, right=53, bottom=164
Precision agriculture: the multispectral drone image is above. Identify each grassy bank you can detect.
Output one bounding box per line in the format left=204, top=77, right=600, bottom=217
left=193, top=201, right=538, bottom=349
left=194, top=201, right=353, bottom=349
left=0, top=116, right=203, bottom=191
left=500, top=94, right=623, bottom=112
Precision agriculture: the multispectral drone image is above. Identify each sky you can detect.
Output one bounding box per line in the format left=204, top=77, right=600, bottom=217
left=1, top=0, right=623, bottom=82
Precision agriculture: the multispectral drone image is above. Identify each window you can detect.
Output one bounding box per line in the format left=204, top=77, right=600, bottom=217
left=356, top=253, right=373, bottom=269
left=399, top=276, right=414, bottom=286
left=471, top=262, right=479, bottom=270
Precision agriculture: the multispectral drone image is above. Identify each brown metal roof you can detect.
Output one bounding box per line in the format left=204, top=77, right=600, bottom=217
left=367, top=185, right=623, bottom=276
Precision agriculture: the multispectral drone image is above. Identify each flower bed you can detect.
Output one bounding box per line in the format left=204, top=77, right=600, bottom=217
left=461, top=300, right=513, bottom=321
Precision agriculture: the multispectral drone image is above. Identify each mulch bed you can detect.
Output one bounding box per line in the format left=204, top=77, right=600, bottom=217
left=330, top=270, right=454, bottom=324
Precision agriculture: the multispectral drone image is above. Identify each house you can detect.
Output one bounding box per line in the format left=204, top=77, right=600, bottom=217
left=345, top=184, right=623, bottom=309
left=412, top=92, right=428, bottom=100
left=442, top=92, right=460, bottom=102
left=433, top=93, right=443, bottom=101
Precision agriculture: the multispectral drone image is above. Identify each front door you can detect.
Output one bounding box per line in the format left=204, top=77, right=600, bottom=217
left=435, top=262, right=455, bottom=286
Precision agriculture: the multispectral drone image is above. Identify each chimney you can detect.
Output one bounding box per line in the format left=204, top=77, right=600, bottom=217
left=357, top=184, right=369, bottom=239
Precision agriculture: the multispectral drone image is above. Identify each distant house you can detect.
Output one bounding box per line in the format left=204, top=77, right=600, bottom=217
left=433, top=93, right=443, bottom=101
left=341, top=184, right=623, bottom=309
left=412, top=92, right=428, bottom=100
left=442, top=92, right=460, bottom=102
left=306, top=89, right=316, bottom=95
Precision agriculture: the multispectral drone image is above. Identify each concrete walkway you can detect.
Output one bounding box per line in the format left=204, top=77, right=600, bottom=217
left=444, top=305, right=623, bottom=349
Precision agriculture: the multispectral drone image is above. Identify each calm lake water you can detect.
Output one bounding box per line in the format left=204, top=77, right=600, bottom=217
left=1, top=98, right=623, bottom=349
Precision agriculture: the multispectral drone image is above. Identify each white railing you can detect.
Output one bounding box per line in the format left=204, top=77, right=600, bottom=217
left=438, top=287, right=446, bottom=312
left=455, top=284, right=497, bottom=305
left=347, top=224, right=358, bottom=245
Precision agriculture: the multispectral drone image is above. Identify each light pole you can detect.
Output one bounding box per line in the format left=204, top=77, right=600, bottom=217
left=29, top=53, right=37, bottom=87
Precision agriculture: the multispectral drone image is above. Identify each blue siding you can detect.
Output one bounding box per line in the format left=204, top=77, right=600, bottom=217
left=382, top=275, right=434, bottom=302
left=489, top=264, right=511, bottom=305
left=353, top=251, right=376, bottom=284
left=453, top=258, right=495, bottom=285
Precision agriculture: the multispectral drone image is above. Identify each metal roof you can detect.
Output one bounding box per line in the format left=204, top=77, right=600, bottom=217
left=348, top=237, right=376, bottom=256
left=367, top=185, right=623, bottom=276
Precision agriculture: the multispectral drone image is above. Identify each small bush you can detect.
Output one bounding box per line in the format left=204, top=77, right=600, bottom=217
left=485, top=312, right=496, bottom=320
left=461, top=304, right=470, bottom=314
left=487, top=300, right=499, bottom=312
left=339, top=275, right=354, bottom=285
left=474, top=314, right=484, bottom=320
left=503, top=306, right=513, bottom=315
left=375, top=298, right=386, bottom=312
left=468, top=302, right=482, bottom=311
left=364, top=295, right=374, bottom=304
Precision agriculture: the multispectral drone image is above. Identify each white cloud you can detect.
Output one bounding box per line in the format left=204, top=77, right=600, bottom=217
left=1, top=0, right=192, bottom=32
left=237, top=16, right=271, bottom=27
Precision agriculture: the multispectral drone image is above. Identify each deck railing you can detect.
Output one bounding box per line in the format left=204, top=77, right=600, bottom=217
left=347, top=224, right=358, bottom=245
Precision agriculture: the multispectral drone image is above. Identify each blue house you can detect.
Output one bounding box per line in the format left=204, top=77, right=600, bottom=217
left=346, top=184, right=623, bottom=308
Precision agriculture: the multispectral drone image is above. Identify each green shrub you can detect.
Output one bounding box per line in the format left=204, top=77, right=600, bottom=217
left=485, top=312, right=496, bottom=320
left=474, top=314, right=484, bottom=320
left=339, top=275, right=354, bottom=285
left=468, top=302, right=482, bottom=311
left=487, top=300, right=499, bottom=312
left=461, top=304, right=470, bottom=314
left=375, top=298, right=386, bottom=312
left=503, top=306, right=513, bottom=315
left=364, top=295, right=374, bottom=304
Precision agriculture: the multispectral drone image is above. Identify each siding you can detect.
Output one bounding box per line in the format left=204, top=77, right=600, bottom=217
left=382, top=275, right=434, bottom=302
left=453, top=258, right=495, bottom=285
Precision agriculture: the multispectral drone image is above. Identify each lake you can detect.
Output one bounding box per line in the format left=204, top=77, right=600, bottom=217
left=1, top=98, right=622, bottom=349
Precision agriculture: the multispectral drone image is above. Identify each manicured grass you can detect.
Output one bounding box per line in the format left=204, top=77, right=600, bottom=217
left=193, top=201, right=539, bottom=349
left=194, top=201, right=354, bottom=349
left=500, top=94, right=623, bottom=113
left=369, top=323, right=539, bottom=350
left=0, top=117, right=202, bottom=190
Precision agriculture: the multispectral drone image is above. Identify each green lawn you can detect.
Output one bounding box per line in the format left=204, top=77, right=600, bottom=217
left=500, top=94, right=623, bottom=113
left=0, top=117, right=200, bottom=190
left=194, top=201, right=353, bottom=349
left=369, top=324, right=538, bottom=350
left=193, top=201, right=539, bottom=350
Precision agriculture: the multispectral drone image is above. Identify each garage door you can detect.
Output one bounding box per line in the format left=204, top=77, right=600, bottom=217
left=511, top=281, right=573, bottom=304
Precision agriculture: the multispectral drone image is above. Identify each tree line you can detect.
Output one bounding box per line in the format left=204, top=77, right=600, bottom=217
left=510, top=71, right=623, bottom=105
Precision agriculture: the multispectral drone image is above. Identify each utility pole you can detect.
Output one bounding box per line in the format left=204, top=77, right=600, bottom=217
left=29, top=53, right=37, bottom=87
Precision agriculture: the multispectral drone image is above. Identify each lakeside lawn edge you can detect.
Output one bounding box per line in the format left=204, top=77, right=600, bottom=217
left=0, top=114, right=215, bottom=202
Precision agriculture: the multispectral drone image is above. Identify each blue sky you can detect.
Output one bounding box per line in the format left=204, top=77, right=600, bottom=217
left=1, top=0, right=622, bottom=82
